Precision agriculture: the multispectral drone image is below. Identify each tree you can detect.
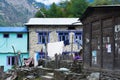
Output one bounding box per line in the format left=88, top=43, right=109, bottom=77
left=112, top=0, right=120, bottom=4
left=47, top=3, right=63, bottom=17
left=35, top=7, right=47, bottom=18
left=70, top=0, right=88, bottom=17
left=59, top=0, right=72, bottom=17
left=59, top=0, right=88, bottom=17
left=35, top=0, right=89, bottom=18
left=91, top=0, right=120, bottom=6
left=91, top=0, right=112, bottom=6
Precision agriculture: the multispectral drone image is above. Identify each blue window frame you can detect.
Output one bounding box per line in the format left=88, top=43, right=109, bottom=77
left=75, top=32, right=82, bottom=41
left=17, top=33, right=23, bottom=38
left=58, top=32, right=69, bottom=46
left=74, top=32, right=82, bottom=48
left=3, top=33, right=9, bottom=38
left=36, top=52, right=45, bottom=61
left=58, top=32, right=69, bottom=42
left=38, top=32, right=49, bottom=44
left=7, top=56, right=17, bottom=66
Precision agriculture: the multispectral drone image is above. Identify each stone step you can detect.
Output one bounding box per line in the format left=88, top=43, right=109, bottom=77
left=41, top=75, right=54, bottom=80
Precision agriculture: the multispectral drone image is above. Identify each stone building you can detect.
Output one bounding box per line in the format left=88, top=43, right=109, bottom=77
left=25, top=18, right=82, bottom=58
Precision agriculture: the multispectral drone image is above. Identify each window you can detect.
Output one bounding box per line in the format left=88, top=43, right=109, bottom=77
left=58, top=32, right=69, bottom=42
left=8, top=57, right=10, bottom=65
left=75, top=32, right=82, bottom=49
left=58, top=32, right=69, bottom=45
left=3, top=33, right=9, bottom=38
left=7, top=56, right=17, bottom=66
left=38, top=32, right=49, bottom=44
left=75, top=32, right=82, bottom=44
left=17, top=33, right=23, bottom=38
left=75, top=32, right=82, bottom=41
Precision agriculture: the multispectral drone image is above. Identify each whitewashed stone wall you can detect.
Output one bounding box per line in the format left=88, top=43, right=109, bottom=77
left=28, top=25, right=82, bottom=57
left=49, top=31, right=58, bottom=43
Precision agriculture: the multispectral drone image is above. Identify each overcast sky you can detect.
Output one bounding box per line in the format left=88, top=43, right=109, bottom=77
left=35, top=0, right=66, bottom=5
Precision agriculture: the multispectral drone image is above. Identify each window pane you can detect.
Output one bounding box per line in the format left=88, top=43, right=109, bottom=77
left=3, top=33, right=9, bottom=38
left=58, top=32, right=69, bottom=42
left=59, top=36, right=62, bottom=41
left=39, top=33, right=43, bottom=35
left=75, top=32, right=81, bottom=40
left=59, top=33, right=63, bottom=35
left=64, top=33, right=68, bottom=35
left=39, top=36, right=41, bottom=42
left=62, top=36, right=65, bottom=41
left=65, top=34, right=68, bottom=40
left=38, top=32, right=49, bottom=44
left=12, top=57, right=15, bottom=65
left=17, top=33, right=23, bottom=38
left=76, top=36, right=78, bottom=39
left=45, top=36, right=47, bottom=43
left=8, top=57, right=10, bottom=65
left=44, top=32, right=47, bottom=35
left=79, top=36, right=81, bottom=40
left=42, top=36, right=45, bottom=43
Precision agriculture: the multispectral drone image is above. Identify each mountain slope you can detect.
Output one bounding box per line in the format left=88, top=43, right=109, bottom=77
left=0, top=0, right=44, bottom=26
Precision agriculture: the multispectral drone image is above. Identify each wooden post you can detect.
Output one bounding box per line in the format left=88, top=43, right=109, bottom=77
left=100, top=19, right=103, bottom=68
left=12, top=45, right=18, bottom=66
left=71, top=34, right=73, bottom=60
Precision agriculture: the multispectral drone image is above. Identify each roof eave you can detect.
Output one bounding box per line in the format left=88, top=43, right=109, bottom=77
left=80, top=5, right=120, bottom=21
left=25, top=24, right=82, bottom=26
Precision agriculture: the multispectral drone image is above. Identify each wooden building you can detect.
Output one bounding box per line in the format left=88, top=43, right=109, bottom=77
left=80, top=6, right=120, bottom=73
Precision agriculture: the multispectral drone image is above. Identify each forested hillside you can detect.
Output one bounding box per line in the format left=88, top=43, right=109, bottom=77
left=35, top=0, right=120, bottom=18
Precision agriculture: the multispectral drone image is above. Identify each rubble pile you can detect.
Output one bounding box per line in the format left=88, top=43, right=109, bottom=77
left=1, top=59, right=120, bottom=80
left=4, top=67, right=54, bottom=80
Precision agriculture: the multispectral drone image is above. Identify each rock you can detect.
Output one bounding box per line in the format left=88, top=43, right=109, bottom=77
left=59, top=68, right=70, bottom=72
left=26, top=75, right=35, bottom=79
left=41, top=75, right=54, bottom=80
left=47, top=73, right=54, bottom=76
left=87, top=72, right=100, bottom=80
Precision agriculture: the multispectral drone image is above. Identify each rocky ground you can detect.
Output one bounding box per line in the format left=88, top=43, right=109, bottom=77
left=1, top=60, right=120, bottom=80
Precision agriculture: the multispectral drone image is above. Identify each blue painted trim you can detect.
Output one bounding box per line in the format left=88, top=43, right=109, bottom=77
left=0, top=52, right=29, bottom=54
left=0, top=27, right=28, bottom=32
left=37, top=31, right=50, bottom=44
left=36, top=30, right=82, bottom=33
left=6, top=56, right=9, bottom=66
left=36, top=30, right=51, bottom=33
left=56, top=30, right=82, bottom=33
left=58, top=32, right=69, bottom=42
left=62, top=51, right=80, bottom=54
left=36, top=30, right=83, bottom=44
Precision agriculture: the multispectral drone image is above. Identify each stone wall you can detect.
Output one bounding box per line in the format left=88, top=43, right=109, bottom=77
left=28, top=25, right=82, bottom=58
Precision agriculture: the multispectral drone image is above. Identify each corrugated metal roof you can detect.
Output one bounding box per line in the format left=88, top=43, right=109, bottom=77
left=0, top=27, right=27, bottom=32
left=25, top=18, right=82, bottom=26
